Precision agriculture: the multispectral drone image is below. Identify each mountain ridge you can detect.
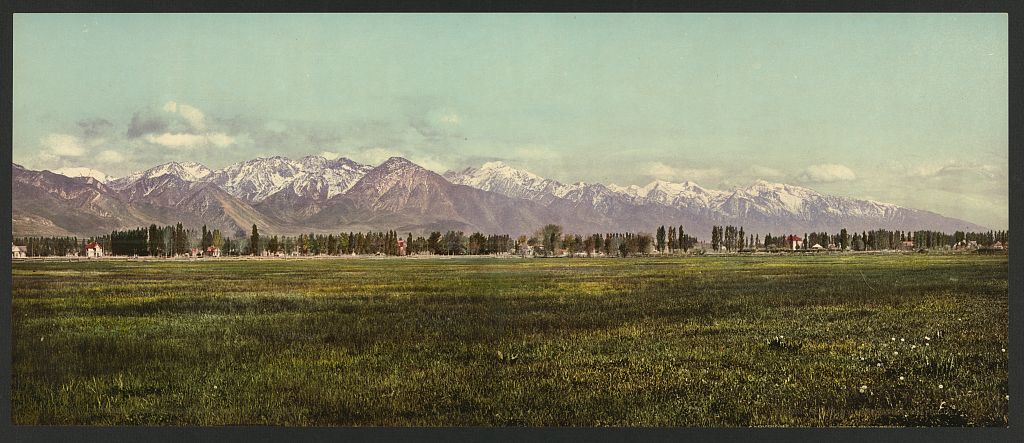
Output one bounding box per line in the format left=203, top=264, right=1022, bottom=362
left=12, top=156, right=990, bottom=237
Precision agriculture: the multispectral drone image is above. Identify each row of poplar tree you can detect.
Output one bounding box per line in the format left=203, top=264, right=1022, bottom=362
left=12, top=222, right=1009, bottom=257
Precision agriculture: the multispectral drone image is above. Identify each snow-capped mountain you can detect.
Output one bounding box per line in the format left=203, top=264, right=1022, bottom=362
left=444, top=161, right=582, bottom=204
left=107, top=161, right=212, bottom=190
left=204, top=155, right=372, bottom=203
left=51, top=167, right=112, bottom=183
left=609, top=180, right=728, bottom=209
left=206, top=156, right=304, bottom=202
left=104, top=155, right=373, bottom=204
left=444, top=161, right=988, bottom=234
left=15, top=156, right=989, bottom=237
left=282, top=156, right=373, bottom=201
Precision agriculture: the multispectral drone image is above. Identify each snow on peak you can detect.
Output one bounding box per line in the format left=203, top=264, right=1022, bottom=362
left=53, top=167, right=111, bottom=183
left=446, top=161, right=572, bottom=202
left=108, top=155, right=372, bottom=202
left=210, top=155, right=372, bottom=202
left=107, top=161, right=212, bottom=189
left=175, top=161, right=213, bottom=180
left=480, top=160, right=510, bottom=170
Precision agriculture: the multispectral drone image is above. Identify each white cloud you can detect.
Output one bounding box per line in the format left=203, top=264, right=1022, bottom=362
left=96, top=150, right=125, bottom=163
left=648, top=162, right=677, bottom=178
left=797, top=163, right=857, bottom=183
left=410, top=156, right=449, bottom=172
left=356, top=147, right=405, bottom=165
left=206, top=133, right=235, bottom=147
left=647, top=162, right=722, bottom=182
left=749, top=165, right=784, bottom=179
left=143, top=132, right=235, bottom=149
left=320, top=151, right=343, bottom=160
left=907, top=160, right=1003, bottom=180
left=41, top=133, right=86, bottom=157
left=163, top=100, right=206, bottom=130
left=439, top=112, right=460, bottom=125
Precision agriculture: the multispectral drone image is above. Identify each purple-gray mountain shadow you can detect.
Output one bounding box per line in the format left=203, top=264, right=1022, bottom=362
left=12, top=156, right=989, bottom=237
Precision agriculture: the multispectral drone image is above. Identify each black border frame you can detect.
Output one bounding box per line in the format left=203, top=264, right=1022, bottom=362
left=1, top=1, right=1019, bottom=442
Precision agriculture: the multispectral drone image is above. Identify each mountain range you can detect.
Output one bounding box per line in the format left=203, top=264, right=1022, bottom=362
left=12, top=156, right=988, bottom=238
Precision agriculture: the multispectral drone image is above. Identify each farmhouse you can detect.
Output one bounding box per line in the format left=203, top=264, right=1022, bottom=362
left=12, top=244, right=26, bottom=258
left=206, top=246, right=221, bottom=257
left=85, top=242, right=104, bottom=258
left=810, top=243, right=824, bottom=250
left=785, top=235, right=803, bottom=250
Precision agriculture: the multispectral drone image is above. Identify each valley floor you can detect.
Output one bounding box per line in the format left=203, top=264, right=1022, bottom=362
left=11, top=255, right=1009, bottom=426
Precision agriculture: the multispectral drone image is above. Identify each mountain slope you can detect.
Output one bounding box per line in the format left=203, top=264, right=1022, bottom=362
left=15, top=156, right=990, bottom=238
left=13, top=165, right=149, bottom=236
left=51, top=167, right=112, bottom=183
left=311, top=157, right=578, bottom=235
left=447, top=162, right=989, bottom=234
left=207, top=155, right=372, bottom=203
left=107, top=161, right=212, bottom=190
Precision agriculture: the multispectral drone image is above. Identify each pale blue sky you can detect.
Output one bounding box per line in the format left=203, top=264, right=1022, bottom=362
left=13, top=13, right=1007, bottom=229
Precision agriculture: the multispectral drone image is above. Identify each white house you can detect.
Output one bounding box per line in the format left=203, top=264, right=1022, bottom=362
left=12, top=244, right=26, bottom=258
left=85, top=242, right=104, bottom=258
left=786, top=235, right=803, bottom=250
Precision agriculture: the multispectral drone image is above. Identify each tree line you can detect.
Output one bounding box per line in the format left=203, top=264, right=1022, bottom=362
left=13, top=222, right=1009, bottom=257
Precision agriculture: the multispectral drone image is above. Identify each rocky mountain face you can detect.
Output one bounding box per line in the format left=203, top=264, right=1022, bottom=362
left=12, top=156, right=989, bottom=238
left=443, top=162, right=988, bottom=235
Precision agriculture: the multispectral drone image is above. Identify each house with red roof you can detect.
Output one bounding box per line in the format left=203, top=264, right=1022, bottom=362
left=785, top=235, right=803, bottom=251
left=85, top=242, right=104, bottom=258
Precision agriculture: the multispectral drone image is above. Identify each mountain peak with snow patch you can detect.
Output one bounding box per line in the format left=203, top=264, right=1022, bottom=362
left=52, top=167, right=113, bottom=183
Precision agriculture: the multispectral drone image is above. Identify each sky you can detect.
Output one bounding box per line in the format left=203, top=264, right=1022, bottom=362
left=12, top=13, right=1008, bottom=229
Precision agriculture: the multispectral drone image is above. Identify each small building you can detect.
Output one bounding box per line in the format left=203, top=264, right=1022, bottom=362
left=206, top=246, right=221, bottom=257
left=901, top=240, right=915, bottom=249
left=785, top=235, right=803, bottom=250
left=85, top=242, right=104, bottom=258
left=810, top=243, right=824, bottom=250
left=397, top=238, right=407, bottom=256
left=12, top=244, right=26, bottom=258
left=954, top=240, right=979, bottom=250
left=993, top=241, right=1005, bottom=250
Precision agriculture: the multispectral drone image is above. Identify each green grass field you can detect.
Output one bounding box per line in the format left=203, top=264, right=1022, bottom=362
left=11, top=254, right=1008, bottom=426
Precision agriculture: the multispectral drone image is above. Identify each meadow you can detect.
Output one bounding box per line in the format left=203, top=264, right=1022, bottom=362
left=11, top=254, right=1009, bottom=426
